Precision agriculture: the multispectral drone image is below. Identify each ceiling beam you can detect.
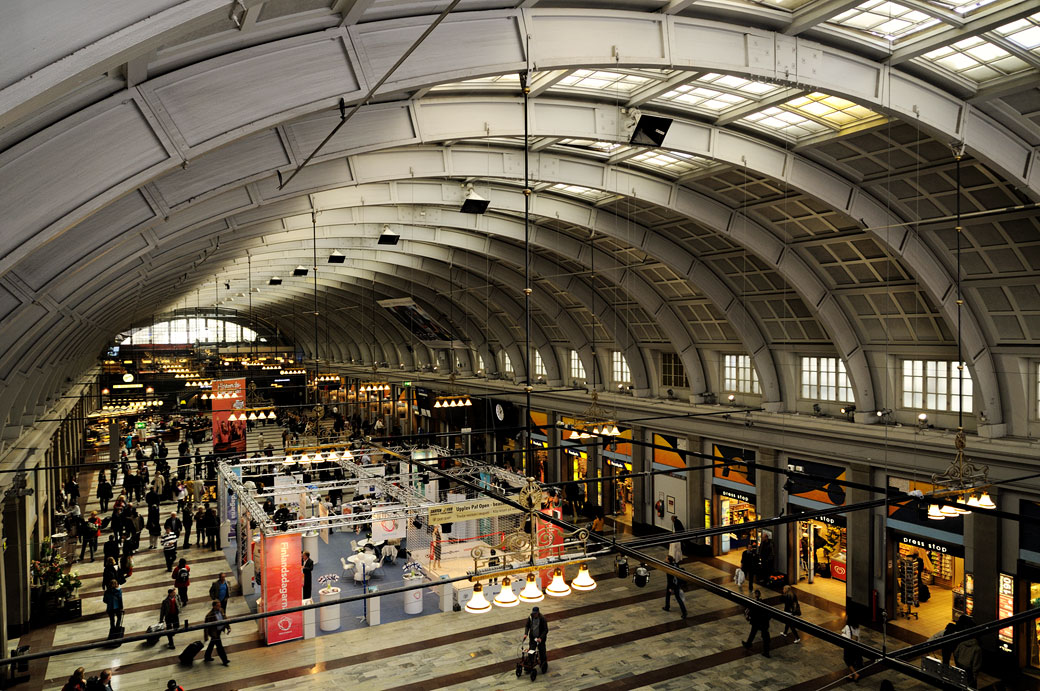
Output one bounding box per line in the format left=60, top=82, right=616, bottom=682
left=888, top=3, right=1040, bottom=65
left=335, top=0, right=377, bottom=27
left=968, top=70, right=1040, bottom=103
left=784, top=0, right=863, bottom=36
left=528, top=69, right=573, bottom=97
left=659, top=0, right=699, bottom=15
left=626, top=71, right=701, bottom=107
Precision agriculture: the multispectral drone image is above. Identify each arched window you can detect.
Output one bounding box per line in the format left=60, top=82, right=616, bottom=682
left=120, top=318, right=259, bottom=345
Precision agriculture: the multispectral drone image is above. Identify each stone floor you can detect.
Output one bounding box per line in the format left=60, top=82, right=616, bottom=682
left=30, top=431, right=951, bottom=690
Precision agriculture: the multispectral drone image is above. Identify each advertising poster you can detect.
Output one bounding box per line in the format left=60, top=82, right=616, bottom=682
left=371, top=505, right=407, bottom=541
left=212, top=378, right=247, bottom=455
left=318, top=501, right=329, bottom=544
left=537, top=503, right=564, bottom=586
left=786, top=458, right=847, bottom=505
left=712, top=443, right=756, bottom=486
left=261, top=533, right=304, bottom=645
left=653, top=433, right=686, bottom=471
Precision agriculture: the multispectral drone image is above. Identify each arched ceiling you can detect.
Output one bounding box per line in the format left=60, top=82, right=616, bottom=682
left=1, top=0, right=1038, bottom=441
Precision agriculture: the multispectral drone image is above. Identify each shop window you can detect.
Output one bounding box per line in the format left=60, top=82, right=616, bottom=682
left=901, top=359, right=972, bottom=413
left=723, top=354, right=759, bottom=394
left=534, top=349, right=546, bottom=377
left=661, top=352, right=686, bottom=388
left=612, top=351, right=631, bottom=385
left=800, top=356, right=854, bottom=402
left=570, top=350, right=585, bottom=380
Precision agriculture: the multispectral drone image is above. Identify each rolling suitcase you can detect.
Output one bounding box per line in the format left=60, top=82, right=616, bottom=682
left=179, top=640, right=204, bottom=665
left=105, top=625, right=124, bottom=648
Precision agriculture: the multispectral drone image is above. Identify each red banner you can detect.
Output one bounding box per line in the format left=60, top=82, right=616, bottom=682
left=262, top=533, right=304, bottom=645
left=212, top=378, right=247, bottom=455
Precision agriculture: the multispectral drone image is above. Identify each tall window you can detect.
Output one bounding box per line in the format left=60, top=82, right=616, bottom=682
left=902, top=360, right=972, bottom=412
left=478, top=354, right=487, bottom=373
left=570, top=350, right=586, bottom=380
left=503, top=352, right=513, bottom=375
left=612, top=351, right=631, bottom=385
left=800, top=357, right=854, bottom=402
left=121, top=318, right=257, bottom=345
left=723, top=354, right=759, bottom=394
left=534, top=349, right=546, bottom=377
left=661, top=352, right=686, bottom=388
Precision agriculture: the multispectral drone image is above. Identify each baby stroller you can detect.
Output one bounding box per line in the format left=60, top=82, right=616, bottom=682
left=515, top=637, right=543, bottom=681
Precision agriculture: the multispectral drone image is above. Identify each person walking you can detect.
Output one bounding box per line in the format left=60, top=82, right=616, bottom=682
left=302, top=552, right=314, bottom=600
left=205, top=506, right=219, bottom=551
left=102, top=557, right=121, bottom=591
left=524, top=607, right=550, bottom=674
left=102, top=580, right=123, bottom=633
left=146, top=503, right=161, bottom=549
left=164, top=511, right=183, bottom=538
left=209, top=573, right=230, bottom=613
left=160, top=588, right=180, bottom=649
left=161, top=528, right=178, bottom=571
left=740, top=542, right=759, bottom=593
left=781, top=585, right=801, bottom=642
left=742, top=589, right=771, bottom=657
left=91, top=669, right=114, bottom=691
left=64, top=477, right=80, bottom=510
left=669, top=516, right=686, bottom=562
left=194, top=505, right=206, bottom=547
left=80, top=511, right=101, bottom=562
left=97, top=477, right=113, bottom=513
left=203, top=599, right=230, bottom=665
left=173, top=558, right=191, bottom=604
left=841, top=615, right=862, bottom=681
left=662, top=555, right=688, bottom=619
left=181, top=504, right=194, bottom=550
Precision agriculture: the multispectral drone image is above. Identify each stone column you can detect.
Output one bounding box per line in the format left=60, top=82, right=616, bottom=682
left=846, top=462, right=872, bottom=615
left=631, top=426, right=646, bottom=531
left=685, top=434, right=705, bottom=547
left=965, top=500, right=1000, bottom=627
left=757, top=448, right=780, bottom=575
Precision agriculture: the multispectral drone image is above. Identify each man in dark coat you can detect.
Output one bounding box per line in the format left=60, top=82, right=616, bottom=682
left=742, top=589, right=771, bottom=657
left=740, top=542, right=759, bottom=593
left=302, top=552, right=314, bottom=600
left=524, top=607, right=550, bottom=674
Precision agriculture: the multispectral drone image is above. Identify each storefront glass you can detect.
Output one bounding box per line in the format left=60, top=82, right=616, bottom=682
left=798, top=518, right=847, bottom=582
left=895, top=535, right=966, bottom=624
left=718, top=489, right=756, bottom=554
left=1030, top=582, right=1040, bottom=668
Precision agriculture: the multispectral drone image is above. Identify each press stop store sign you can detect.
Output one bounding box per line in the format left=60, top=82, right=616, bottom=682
left=263, top=533, right=304, bottom=645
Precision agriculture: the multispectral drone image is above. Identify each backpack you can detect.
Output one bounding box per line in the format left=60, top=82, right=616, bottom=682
left=175, top=567, right=189, bottom=584
left=85, top=675, right=104, bottom=691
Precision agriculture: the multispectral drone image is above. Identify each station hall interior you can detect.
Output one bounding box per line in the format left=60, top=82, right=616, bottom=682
left=2, top=0, right=1040, bottom=689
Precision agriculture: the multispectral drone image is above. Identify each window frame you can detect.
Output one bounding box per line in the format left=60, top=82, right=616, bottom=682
left=900, top=359, right=973, bottom=413
left=799, top=356, right=854, bottom=403
left=612, top=351, right=632, bottom=386
left=570, top=350, right=586, bottom=380
left=661, top=352, right=687, bottom=389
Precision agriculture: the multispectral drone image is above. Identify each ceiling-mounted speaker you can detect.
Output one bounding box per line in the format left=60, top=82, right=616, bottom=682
left=629, top=114, right=673, bottom=147
left=293, top=266, right=309, bottom=277
left=269, top=277, right=282, bottom=285
left=328, top=250, right=346, bottom=264
left=460, top=184, right=490, bottom=214
left=378, top=224, right=400, bottom=246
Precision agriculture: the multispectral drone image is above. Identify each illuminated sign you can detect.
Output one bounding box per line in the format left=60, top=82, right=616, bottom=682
left=998, top=572, right=1014, bottom=652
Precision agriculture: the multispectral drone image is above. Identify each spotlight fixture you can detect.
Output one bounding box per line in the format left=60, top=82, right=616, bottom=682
left=377, top=224, right=400, bottom=246
left=812, top=403, right=821, bottom=416
left=328, top=250, right=346, bottom=264
left=493, top=577, right=519, bottom=607
left=917, top=412, right=929, bottom=428
left=460, top=184, right=490, bottom=214
left=518, top=573, right=544, bottom=603
left=293, top=266, right=309, bottom=277
left=465, top=583, right=492, bottom=613
left=727, top=394, right=736, bottom=403
left=545, top=567, right=572, bottom=598
left=269, top=277, right=282, bottom=286
left=571, top=564, right=596, bottom=591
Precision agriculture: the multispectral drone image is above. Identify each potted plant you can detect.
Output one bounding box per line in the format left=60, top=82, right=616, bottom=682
left=402, top=561, right=424, bottom=580
left=56, top=572, right=82, bottom=618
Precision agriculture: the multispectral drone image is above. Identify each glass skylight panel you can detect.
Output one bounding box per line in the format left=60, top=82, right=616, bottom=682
left=922, top=35, right=1033, bottom=82
left=652, top=73, right=783, bottom=115
left=829, top=0, right=942, bottom=41
left=786, top=93, right=881, bottom=127
left=555, top=69, right=650, bottom=93
left=429, top=74, right=520, bottom=91
left=629, top=150, right=711, bottom=175
left=995, top=13, right=1040, bottom=56
left=556, top=139, right=624, bottom=154
left=549, top=183, right=613, bottom=202
left=741, top=107, right=830, bottom=139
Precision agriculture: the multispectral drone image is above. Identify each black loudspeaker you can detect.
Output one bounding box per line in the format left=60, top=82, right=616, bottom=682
left=629, top=115, right=673, bottom=146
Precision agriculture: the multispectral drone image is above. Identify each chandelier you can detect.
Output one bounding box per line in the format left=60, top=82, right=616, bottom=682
left=562, top=391, right=620, bottom=439
left=432, top=373, right=472, bottom=408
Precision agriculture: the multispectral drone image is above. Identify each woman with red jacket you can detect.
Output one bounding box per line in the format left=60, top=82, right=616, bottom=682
left=172, top=558, right=190, bottom=604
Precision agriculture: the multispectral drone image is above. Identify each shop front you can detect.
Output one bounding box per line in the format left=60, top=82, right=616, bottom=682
left=711, top=443, right=757, bottom=557
left=1016, top=499, right=1040, bottom=673
left=785, top=458, right=848, bottom=604
left=887, top=476, right=967, bottom=634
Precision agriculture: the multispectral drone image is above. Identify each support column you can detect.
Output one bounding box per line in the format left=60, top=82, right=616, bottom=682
left=631, top=426, right=647, bottom=533
left=846, top=462, right=872, bottom=618
left=757, top=448, right=779, bottom=576
left=685, top=434, right=704, bottom=548
left=966, top=501, right=1000, bottom=628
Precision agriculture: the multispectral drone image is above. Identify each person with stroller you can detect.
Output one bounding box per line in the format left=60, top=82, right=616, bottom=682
left=524, top=607, right=549, bottom=674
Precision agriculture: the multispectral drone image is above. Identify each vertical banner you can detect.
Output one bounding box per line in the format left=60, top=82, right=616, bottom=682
left=318, top=501, right=329, bottom=544
left=537, top=503, right=564, bottom=585
left=262, top=533, right=304, bottom=645
left=212, top=378, right=247, bottom=456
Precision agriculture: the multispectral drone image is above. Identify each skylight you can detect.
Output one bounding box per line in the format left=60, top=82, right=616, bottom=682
left=994, top=12, right=1040, bottom=56
left=555, top=69, right=652, bottom=93
left=651, top=73, right=782, bottom=116
left=737, top=92, right=883, bottom=141
left=629, top=150, right=713, bottom=176
left=548, top=183, right=614, bottom=202
left=829, top=0, right=942, bottom=41
left=922, top=35, right=1033, bottom=82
